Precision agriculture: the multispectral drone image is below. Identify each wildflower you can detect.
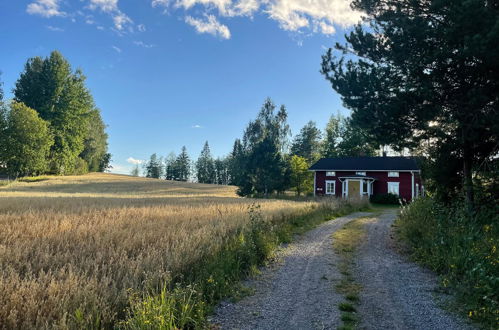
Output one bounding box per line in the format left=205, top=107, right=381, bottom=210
left=207, top=276, right=214, bottom=284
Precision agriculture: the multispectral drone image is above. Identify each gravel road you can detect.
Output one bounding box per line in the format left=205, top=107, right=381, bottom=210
left=355, top=210, right=474, bottom=330
left=212, top=210, right=474, bottom=330
left=211, top=212, right=372, bottom=330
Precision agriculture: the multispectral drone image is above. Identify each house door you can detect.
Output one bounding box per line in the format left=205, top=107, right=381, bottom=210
left=348, top=180, right=360, bottom=197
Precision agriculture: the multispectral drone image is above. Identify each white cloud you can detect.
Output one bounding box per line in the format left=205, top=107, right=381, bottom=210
left=89, top=0, right=118, bottom=13
left=127, top=157, right=144, bottom=165
left=88, top=0, right=133, bottom=31
left=153, top=0, right=361, bottom=38
left=113, top=12, right=133, bottom=30
left=112, top=45, right=122, bottom=53
left=134, top=40, right=156, bottom=48
left=46, top=25, right=64, bottom=31
left=185, top=15, right=231, bottom=39
left=137, top=24, right=146, bottom=32
left=27, top=0, right=65, bottom=18
left=267, top=0, right=361, bottom=32
left=191, top=124, right=202, bottom=128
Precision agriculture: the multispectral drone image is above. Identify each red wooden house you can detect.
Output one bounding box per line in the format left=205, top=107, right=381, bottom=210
left=309, top=157, right=422, bottom=202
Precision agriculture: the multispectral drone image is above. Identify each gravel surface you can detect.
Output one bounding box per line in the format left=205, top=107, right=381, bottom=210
left=355, top=210, right=474, bottom=330
left=211, top=212, right=372, bottom=330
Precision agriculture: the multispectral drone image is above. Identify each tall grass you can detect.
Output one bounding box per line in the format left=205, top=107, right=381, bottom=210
left=0, top=173, right=367, bottom=328
left=397, top=198, right=499, bottom=328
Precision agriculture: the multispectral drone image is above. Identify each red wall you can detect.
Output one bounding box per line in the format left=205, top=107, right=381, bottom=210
left=314, top=171, right=422, bottom=202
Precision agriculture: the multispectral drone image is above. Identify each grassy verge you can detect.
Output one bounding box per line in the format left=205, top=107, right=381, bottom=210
left=121, top=199, right=369, bottom=329
left=396, top=197, right=498, bottom=328
left=332, top=216, right=374, bottom=330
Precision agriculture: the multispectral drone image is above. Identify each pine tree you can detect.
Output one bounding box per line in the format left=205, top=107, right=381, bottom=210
left=174, top=146, right=190, bottom=182
left=195, top=141, right=216, bottom=184
left=130, top=165, right=140, bottom=177
left=145, top=153, right=163, bottom=179
left=164, top=152, right=176, bottom=180
left=290, top=121, right=322, bottom=162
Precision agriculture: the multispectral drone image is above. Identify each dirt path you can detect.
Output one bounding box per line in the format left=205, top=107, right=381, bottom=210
left=355, top=210, right=473, bottom=330
left=211, top=212, right=372, bottom=330
left=212, top=210, right=474, bottom=330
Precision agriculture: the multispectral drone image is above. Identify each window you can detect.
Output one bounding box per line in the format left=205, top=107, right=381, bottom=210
left=325, top=180, right=336, bottom=195
left=356, top=171, right=366, bottom=176
left=388, top=171, right=399, bottom=177
left=388, top=182, right=400, bottom=196
left=362, top=181, right=368, bottom=195
left=326, top=171, right=336, bottom=177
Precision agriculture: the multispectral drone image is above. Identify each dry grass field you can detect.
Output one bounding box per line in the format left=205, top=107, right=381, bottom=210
left=0, top=173, right=339, bottom=328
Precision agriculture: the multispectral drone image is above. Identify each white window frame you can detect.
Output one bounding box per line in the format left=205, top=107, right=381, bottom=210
left=325, top=180, right=336, bottom=195
left=356, top=171, right=366, bottom=176
left=325, top=171, right=336, bottom=177
left=387, top=182, right=400, bottom=196
left=388, top=171, right=399, bottom=177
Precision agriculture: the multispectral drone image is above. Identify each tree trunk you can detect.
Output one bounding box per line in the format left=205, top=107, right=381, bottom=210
left=463, top=144, right=474, bottom=211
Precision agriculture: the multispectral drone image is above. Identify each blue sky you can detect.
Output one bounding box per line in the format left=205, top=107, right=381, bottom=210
left=0, top=0, right=362, bottom=174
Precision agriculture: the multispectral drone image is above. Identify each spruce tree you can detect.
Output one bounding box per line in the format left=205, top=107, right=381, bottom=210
left=195, top=141, right=216, bottom=184
left=290, top=121, right=322, bottom=162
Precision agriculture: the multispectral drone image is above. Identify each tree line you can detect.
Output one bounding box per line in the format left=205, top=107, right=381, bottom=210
left=0, top=51, right=110, bottom=178
left=139, top=98, right=376, bottom=196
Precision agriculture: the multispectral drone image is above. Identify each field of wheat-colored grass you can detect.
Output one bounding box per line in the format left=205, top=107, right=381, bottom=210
left=0, top=173, right=323, bottom=328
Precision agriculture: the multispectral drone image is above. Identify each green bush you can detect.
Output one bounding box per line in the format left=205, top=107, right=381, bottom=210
left=397, top=198, right=499, bottom=327
left=370, top=193, right=399, bottom=204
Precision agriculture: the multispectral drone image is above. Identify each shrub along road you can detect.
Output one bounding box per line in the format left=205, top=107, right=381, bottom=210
left=212, top=210, right=474, bottom=330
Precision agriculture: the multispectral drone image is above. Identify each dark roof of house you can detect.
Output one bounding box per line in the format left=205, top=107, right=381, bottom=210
left=309, top=157, right=420, bottom=171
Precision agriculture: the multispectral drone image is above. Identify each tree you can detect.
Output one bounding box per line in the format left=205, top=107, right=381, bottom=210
left=1, top=102, right=53, bottom=177
left=130, top=165, right=140, bottom=177
left=196, top=141, right=216, bottom=184
left=174, top=146, right=190, bottom=182
left=228, top=139, right=245, bottom=186
left=164, top=152, right=176, bottom=180
left=14, top=51, right=103, bottom=174
left=290, top=121, right=322, bottom=162
left=322, top=114, right=343, bottom=157
left=145, top=153, right=163, bottom=179
left=238, top=98, right=291, bottom=196
left=80, top=109, right=109, bottom=172
left=336, top=118, right=378, bottom=157
left=321, top=0, right=499, bottom=207
left=214, top=157, right=230, bottom=185
left=289, top=155, right=313, bottom=196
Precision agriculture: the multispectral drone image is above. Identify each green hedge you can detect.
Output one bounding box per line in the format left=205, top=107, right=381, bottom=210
left=397, top=198, right=499, bottom=328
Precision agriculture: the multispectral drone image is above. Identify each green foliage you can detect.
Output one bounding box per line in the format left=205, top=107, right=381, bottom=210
left=290, top=121, right=322, bottom=162
left=228, top=139, right=245, bottom=186
left=321, top=114, right=377, bottom=158
left=289, top=155, right=313, bottom=196
left=321, top=0, right=499, bottom=206
left=145, top=153, right=164, bottom=179
left=397, top=198, right=499, bottom=327
left=237, top=98, right=291, bottom=196
left=80, top=109, right=109, bottom=172
left=174, top=146, right=191, bottom=182
left=369, top=193, right=399, bottom=205
left=165, top=147, right=191, bottom=182
left=122, top=200, right=369, bottom=329
left=196, top=141, right=216, bottom=184
left=1, top=102, right=53, bottom=177
left=13, top=51, right=108, bottom=175
left=214, top=157, right=230, bottom=185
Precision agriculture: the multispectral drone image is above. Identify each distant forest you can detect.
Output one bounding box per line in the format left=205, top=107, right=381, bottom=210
left=141, top=97, right=380, bottom=196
